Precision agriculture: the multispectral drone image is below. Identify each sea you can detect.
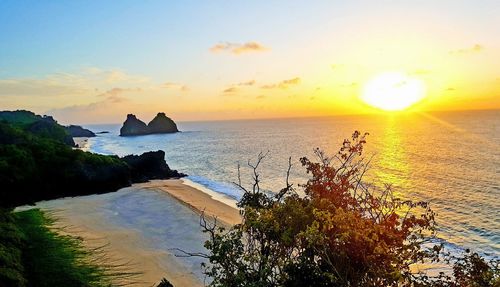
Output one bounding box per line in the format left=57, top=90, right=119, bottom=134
left=83, top=110, right=499, bottom=260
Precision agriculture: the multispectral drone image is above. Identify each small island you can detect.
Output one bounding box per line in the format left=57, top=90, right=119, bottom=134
left=120, top=112, right=179, bottom=136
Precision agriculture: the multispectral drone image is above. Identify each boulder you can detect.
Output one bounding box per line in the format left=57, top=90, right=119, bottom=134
left=121, top=150, right=185, bottom=182
left=120, top=114, right=149, bottom=136
left=66, top=125, right=96, bottom=137
left=147, top=112, right=179, bottom=134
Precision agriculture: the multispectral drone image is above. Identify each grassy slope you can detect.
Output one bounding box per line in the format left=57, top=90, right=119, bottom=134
left=15, top=209, right=112, bottom=287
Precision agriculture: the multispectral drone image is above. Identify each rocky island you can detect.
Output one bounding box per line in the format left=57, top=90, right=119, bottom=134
left=120, top=112, right=179, bottom=136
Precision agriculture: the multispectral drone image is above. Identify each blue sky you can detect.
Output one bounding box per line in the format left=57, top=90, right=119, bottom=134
left=0, top=1, right=499, bottom=123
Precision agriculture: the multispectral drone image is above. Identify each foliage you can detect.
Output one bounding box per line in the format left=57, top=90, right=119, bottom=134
left=0, top=208, right=26, bottom=287
left=0, top=110, right=74, bottom=145
left=14, top=209, right=113, bottom=287
left=1, top=111, right=182, bottom=207
left=198, top=131, right=499, bottom=287
left=0, top=120, right=131, bottom=206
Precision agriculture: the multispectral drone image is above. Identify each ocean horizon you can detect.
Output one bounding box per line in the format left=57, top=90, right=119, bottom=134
left=82, top=109, right=499, bottom=260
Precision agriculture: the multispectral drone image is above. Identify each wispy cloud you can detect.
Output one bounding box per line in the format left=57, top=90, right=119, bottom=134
left=97, top=87, right=141, bottom=103
left=449, top=44, right=483, bottom=55
left=0, top=68, right=152, bottom=99
left=237, top=80, right=255, bottom=86
left=47, top=94, right=131, bottom=124
left=261, top=77, right=301, bottom=89
left=0, top=78, right=88, bottom=97
left=221, top=79, right=256, bottom=95
left=162, top=82, right=189, bottom=92
left=210, top=42, right=268, bottom=55
left=223, top=87, right=238, bottom=94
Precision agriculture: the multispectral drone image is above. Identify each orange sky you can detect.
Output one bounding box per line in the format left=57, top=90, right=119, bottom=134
left=0, top=1, right=499, bottom=124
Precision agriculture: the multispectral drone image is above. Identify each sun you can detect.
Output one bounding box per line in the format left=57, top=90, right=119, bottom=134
left=361, top=72, right=426, bottom=111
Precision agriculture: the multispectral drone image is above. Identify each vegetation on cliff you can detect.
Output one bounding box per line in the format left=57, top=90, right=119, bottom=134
left=0, top=111, right=184, bottom=207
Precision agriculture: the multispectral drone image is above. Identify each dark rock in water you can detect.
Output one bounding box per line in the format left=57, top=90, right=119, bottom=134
left=66, top=125, right=96, bottom=137
left=120, top=114, right=149, bottom=136
left=119, top=113, right=179, bottom=136
left=147, top=112, right=179, bottom=134
left=121, top=150, right=186, bottom=182
left=96, top=131, right=109, bottom=134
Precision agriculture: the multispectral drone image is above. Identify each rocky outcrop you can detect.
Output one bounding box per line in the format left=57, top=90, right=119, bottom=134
left=119, top=113, right=179, bottom=136
left=119, top=114, right=149, bottom=136
left=147, top=113, right=179, bottom=134
left=66, top=125, right=96, bottom=137
left=121, top=150, right=185, bottom=182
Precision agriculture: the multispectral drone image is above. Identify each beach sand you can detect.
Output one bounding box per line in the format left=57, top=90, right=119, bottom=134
left=19, top=179, right=242, bottom=287
left=137, top=179, right=242, bottom=226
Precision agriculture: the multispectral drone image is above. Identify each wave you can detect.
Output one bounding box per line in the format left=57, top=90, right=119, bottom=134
left=183, top=175, right=242, bottom=208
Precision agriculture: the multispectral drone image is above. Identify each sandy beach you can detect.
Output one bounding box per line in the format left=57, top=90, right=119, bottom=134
left=20, top=179, right=242, bottom=287
left=137, top=179, right=242, bottom=226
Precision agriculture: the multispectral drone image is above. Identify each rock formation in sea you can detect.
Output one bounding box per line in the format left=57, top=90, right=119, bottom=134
left=66, top=125, right=96, bottom=137
left=119, top=114, right=149, bottom=136
left=119, top=113, right=179, bottom=136
left=121, top=150, right=185, bottom=182
left=147, top=112, right=179, bottom=134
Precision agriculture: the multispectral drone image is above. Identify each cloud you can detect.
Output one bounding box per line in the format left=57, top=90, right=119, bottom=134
left=261, top=77, right=301, bottom=89
left=162, top=82, right=189, bottom=92
left=237, top=80, right=255, bottom=86
left=47, top=95, right=131, bottom=125
left=449, top=44, right=483, bottom=55
left=96, top=87, right=142, bottom=103
left=0, top=78, right=88, bottom=97
left=0, top=68, right=152, bottom=99
left=84, top=67, right=150, bottom=85
left=223, top=87, right=238, bottom=94
left=210, top=42, right=268, bottom=54
left=221, top=80, right=256, bottom=95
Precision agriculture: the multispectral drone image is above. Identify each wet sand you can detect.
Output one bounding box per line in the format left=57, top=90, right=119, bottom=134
left=137, top=179, right=242, bottom=226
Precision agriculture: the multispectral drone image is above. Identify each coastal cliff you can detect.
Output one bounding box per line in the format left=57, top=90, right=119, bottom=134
left=0, top=110, right=186, bottom=207
left=120, top=113, right=179, bottom=136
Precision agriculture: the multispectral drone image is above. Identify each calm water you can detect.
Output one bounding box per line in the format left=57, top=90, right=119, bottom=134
left=84, top=110, right=499, bottom=258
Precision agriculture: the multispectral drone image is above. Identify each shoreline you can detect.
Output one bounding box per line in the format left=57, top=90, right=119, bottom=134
left=136, top=179, right=242, bottom=226
left=16, top=179, right=242, bottom=286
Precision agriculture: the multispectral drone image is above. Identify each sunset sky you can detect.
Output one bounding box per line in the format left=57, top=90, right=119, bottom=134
left=0, top=1, right=499, bottom=124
